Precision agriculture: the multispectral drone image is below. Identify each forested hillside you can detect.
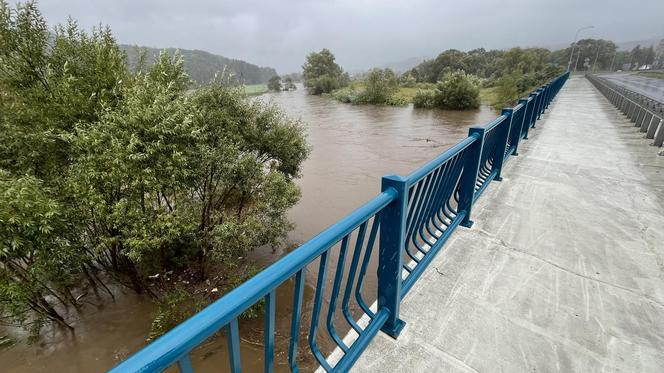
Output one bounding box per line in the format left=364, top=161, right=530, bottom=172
left=120, top=45, right=277, bottom=85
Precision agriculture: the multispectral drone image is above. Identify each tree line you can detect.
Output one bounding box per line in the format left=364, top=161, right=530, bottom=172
left=0, top=1, right=308, bottom=340
left=300, top=39, right=661, bottom=110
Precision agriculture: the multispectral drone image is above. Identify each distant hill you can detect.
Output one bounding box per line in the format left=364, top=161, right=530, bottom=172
left=616, top=36, right=664, bottom=51
left=382, top=56, right=430, bottom=73
left=120, top=45, right=277, bottom=85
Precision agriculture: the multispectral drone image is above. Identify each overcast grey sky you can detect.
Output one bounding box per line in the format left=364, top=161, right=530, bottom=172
left=18, top=0, right=664, bottom=73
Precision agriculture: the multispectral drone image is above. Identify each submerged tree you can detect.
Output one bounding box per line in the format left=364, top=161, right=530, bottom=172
left=413, top=70, right=480, bottom=110
left=267, top=75, right=282, bottom=91
left=283, top=76, right=297, bottom=91
left=302, top=48, right=349, bottom=95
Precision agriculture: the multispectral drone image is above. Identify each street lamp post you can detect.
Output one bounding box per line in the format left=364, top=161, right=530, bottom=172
left=567, top=25, right=594, bottom=71
left=592, top=44, right=601, bottom=71
left=609, top=52, right=617, bottom=72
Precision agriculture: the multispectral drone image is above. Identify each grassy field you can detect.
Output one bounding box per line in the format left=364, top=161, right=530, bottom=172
left=242, top=84, right=268, bottom=96
left=637, top=71, right=664, bottom=80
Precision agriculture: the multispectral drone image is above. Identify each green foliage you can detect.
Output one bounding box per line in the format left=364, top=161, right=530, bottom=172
left=148, top=287, right=204, bottom=341
left=0, top=172, right=83, bottom=332
left=493, top=64, right=564, bottom=108
left=413, top=71, right=480, bottom=110
left=0, top=1, right=309, bottom=340
left=398, top=72, right=417, bottom=88
left=409, top=47, right=564, bottom=84
left=302, top=48, right=349, bottom=95
left=412, top=89, right=437, bottom=108
left=330, top=69, right=408, bottom=106
left=267, top=75, right=282, bottom=92
left=362, top=68, right=398, bottom=104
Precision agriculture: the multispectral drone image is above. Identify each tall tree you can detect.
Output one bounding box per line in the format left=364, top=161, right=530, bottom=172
left=302, top=48, right=348, bottom=95
left=267, top=75, right=282, bottom=91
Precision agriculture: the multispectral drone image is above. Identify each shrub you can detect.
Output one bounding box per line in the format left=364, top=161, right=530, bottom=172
left=413, top=71, right=480, bottom=110
left=302, top=49, right=349, bottom=94
left=413, top=89, right=437, bottom=108
left=434, top=70, right=480, bottom=110
left=362, top=68, right=398, bottom=104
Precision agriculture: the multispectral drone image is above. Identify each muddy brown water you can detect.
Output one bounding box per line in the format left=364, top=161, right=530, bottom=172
left=0, top=86, right=497, bottom=372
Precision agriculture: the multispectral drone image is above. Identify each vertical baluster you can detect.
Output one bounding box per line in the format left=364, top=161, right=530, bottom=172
left=308, top=251, right=333, bottom=371
left=326, top=236, right=350, bottom=352
left=288, top=270, right=305, bottom=372
left=355, top=217, right=379, bottom=317
left=342, top=222, right=368, bottom=334
left=226, top=319, right=242, bottom=373
left=264, top=291, right=276, bottom=373
left=177, top=354, right=194, bottom=373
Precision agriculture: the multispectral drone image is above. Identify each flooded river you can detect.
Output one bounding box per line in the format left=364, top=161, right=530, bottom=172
left=0, top=86, right=498, bottom=372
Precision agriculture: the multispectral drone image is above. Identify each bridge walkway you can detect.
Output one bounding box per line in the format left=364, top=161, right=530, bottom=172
left=351, top=76, right=664, bottom=372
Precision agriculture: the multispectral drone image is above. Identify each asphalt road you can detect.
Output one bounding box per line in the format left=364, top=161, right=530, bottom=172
left=598, top=72, right=664, bottom=103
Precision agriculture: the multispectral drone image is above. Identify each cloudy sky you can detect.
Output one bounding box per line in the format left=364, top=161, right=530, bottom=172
left=16, top=0, right=664, bottom=73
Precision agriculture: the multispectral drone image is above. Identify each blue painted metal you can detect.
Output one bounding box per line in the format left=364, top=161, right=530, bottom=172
left=227, top=319, right=241, bottom=372
left=378, top=175, right=408, bottom=338
left=264, top=291, right=276, bottom=373
left=108, top=72, right=569, bottom=373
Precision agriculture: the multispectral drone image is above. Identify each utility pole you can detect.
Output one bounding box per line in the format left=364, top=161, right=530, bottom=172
left=609, top=52, right=617, bottom=72
left=567, top=26, right=594, bottom=71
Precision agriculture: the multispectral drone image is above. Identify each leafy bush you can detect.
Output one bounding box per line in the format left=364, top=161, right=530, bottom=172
left=361, top=68, right=398, bottom=104
left=412, top=90, right=437, bottom=108
left=302, top=49, right=349, bottom=94
left=434, top=71, right=480, bottom=110
left=413, top=71, right=480, bottom=110
left=330, top=69, right=408, bottom=106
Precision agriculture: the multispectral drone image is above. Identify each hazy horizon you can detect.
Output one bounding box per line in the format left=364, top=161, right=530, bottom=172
left=11, top=0, right=664, bottom=73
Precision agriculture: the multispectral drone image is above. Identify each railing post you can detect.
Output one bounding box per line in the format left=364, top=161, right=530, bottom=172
left=459, top=128, right=485, bottom=228
left=518, top=98, right=531, bottom=140
left=536, top=88, right=545, bottom=120
left=378, top=175, right=407, bottom=339
left=494, top=109, right=513, bottom=181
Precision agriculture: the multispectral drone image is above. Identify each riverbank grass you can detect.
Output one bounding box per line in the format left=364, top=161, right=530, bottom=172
left=243, top=84, right=268, bottom=95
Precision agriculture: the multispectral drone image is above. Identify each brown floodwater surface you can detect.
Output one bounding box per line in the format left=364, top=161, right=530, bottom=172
left=0, top=85, right=497, bottom=373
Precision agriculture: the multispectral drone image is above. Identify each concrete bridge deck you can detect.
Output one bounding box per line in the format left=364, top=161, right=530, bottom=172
left=352, top=76, right=664, bottom=372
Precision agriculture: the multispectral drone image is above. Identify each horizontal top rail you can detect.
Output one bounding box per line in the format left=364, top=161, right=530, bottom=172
left=484, top=114, right=509, bottom=132
left=405, top=134, right=478, bottom=185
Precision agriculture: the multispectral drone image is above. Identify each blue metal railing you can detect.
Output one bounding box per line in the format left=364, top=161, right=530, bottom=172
left=109, top=71, right=569, bottom=373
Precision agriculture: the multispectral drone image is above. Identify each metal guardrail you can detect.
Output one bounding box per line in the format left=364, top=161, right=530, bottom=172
left=586, top=74, right=664, bottom=155
left=109, top=72, right=569, bottom=373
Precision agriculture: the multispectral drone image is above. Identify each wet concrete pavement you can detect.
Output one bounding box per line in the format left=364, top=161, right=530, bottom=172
left=600, top=72, right=664, bottom=103
left=351, top=76, right=664, bottom=372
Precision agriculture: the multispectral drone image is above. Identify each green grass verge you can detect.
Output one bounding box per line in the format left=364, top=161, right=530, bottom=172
left=243, top=84, right=268, bottom=96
